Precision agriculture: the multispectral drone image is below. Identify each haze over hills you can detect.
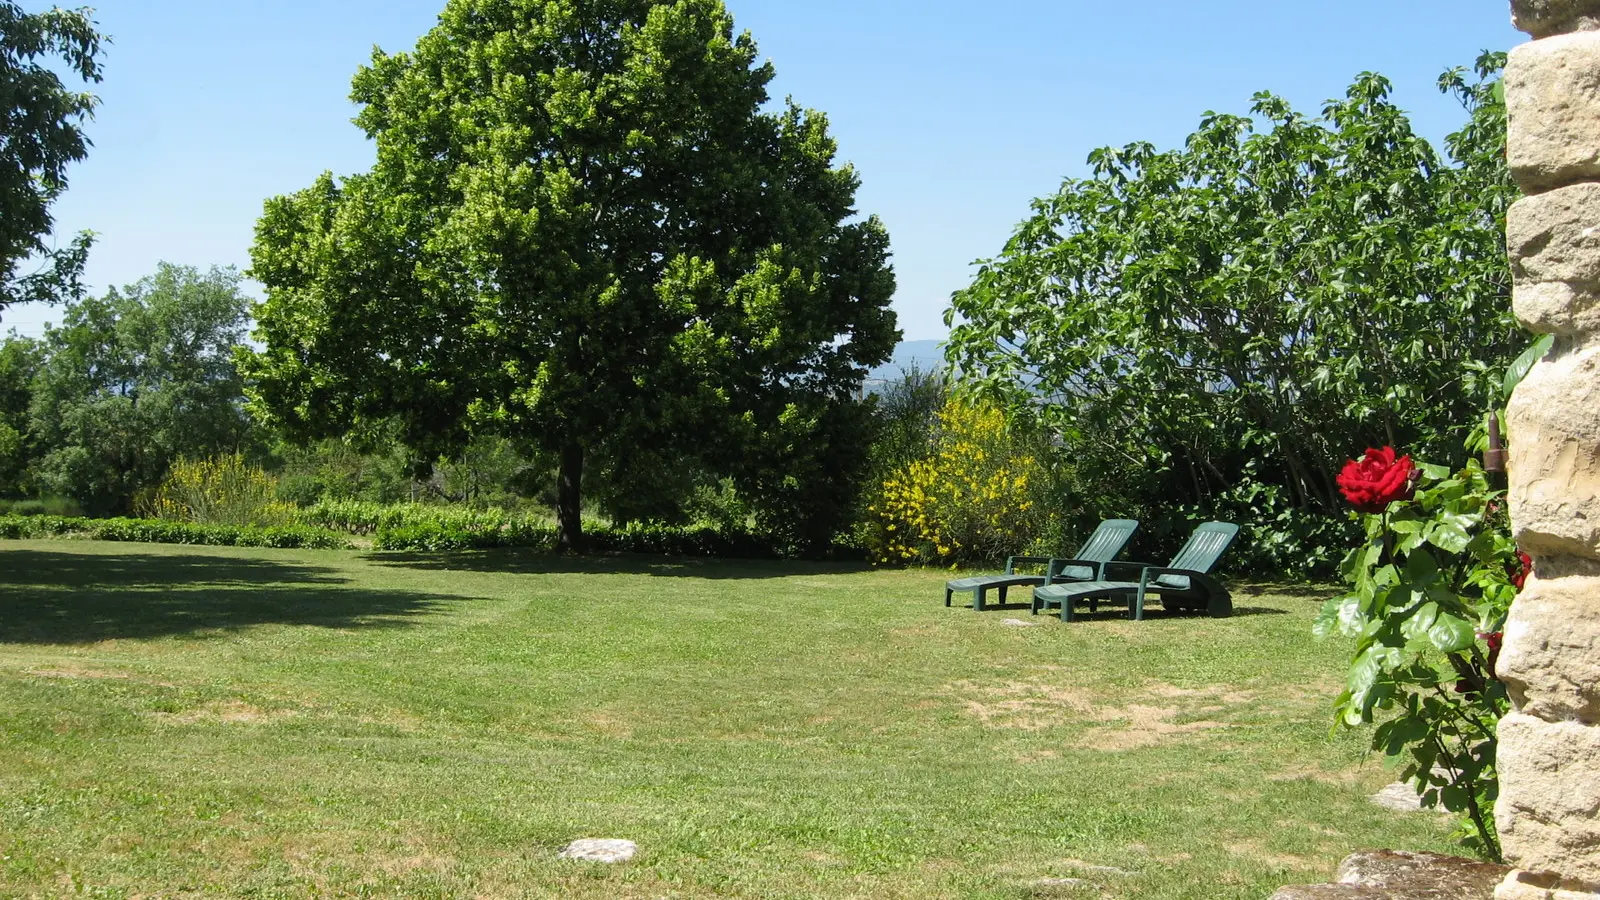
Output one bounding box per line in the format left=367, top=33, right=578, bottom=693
left=864, top=339, right=945, bottom=392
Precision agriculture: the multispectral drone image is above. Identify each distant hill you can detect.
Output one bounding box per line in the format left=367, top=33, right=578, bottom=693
left=864, top=339, right=945, bottom=393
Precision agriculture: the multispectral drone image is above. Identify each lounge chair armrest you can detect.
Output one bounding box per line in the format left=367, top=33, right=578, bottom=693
left=1046, top=557, right=1107, bottom=581
left=1100, top=560, right=1161, bottom=579
left=1138, top=567, right=1224, bottom=593
left=1004, top=555, right=1053, bottom=574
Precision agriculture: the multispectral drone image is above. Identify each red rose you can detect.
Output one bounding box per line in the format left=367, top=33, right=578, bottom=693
left=1510, top=551, right=1533, bottom=592
left=1336, top=447, right=1416, bottom=514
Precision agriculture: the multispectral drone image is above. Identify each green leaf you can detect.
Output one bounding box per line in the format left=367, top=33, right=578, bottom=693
left=1428, top=521, right=1473, bottom=554
left=1428, top=614, right=1475, bottom=653
left=1504, top=333, right=1555, bottom=396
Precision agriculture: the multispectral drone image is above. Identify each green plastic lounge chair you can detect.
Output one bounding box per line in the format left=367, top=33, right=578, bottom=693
left=1031, top=521, right=1240, bottom=622
left=944, top=519, right=1139, bottom=611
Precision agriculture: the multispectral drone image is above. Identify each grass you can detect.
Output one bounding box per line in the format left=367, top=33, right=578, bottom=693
left=0, top=540, right=1458, bottom=899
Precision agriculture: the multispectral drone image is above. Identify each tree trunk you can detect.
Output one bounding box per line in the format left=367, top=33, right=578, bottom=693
left=557, top=441, right=584, bottom=553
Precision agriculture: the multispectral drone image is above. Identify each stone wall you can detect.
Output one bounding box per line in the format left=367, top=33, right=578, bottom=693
left=1497, top=2, right=1600, bottom=897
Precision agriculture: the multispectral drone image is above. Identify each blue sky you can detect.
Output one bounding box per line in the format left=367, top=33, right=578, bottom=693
left=8, top=1, right=1522, bottom=342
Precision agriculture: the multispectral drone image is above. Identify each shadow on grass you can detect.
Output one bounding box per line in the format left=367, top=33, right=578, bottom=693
left=0, top=549, right=445, bottom=644
left=365, top=548, right=873, bottom=580
left=1016, top=605, right=1291, bottom=624
left=1238, top=582, right=1341, bottom=600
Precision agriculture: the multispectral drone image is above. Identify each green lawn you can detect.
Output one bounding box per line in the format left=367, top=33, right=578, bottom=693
left=0, top=540, right=1455, bottom=899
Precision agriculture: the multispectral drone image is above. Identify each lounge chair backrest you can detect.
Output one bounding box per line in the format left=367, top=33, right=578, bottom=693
left=1075, top=518, right=1139, bottom=563
left=1155, top=521, right=1240, bottom=588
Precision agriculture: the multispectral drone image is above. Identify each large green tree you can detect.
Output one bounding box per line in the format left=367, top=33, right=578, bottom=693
left=245, top=0, right=897, bottom=550
left=0, top=1, right=105, bottom=315
left=27, top=263, right=255, bottom=514
left=945, top=56, right=1518, bottom=568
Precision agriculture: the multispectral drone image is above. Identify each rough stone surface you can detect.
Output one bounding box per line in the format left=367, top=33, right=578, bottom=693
left=1515, top=282, right=1600, bottom=338
left=1512, top=0, right=1600, bottom=38
left=1496, top=714, right=1600, bottom=885
left=1271, top=850, right=1511, bottom=899
left=557, top=838, right=637, bottom=863
left=1507, top=343, right=1600, bottom=560
left=1496, top=870, right=1600, bottom=899
left=1370, top=781, right=1429, bottom=813
left=1508, top=185, right=1600, bottom=335
left=1498, top=573, right=1600, bottom=721
left=1507, top=32, right=1600, bottom=193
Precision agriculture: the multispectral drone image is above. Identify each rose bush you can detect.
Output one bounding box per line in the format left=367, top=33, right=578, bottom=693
left=1318, top=455, right=1520, bottom=860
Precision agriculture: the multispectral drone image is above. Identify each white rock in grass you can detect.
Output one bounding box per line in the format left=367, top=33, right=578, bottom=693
left=1000, top=618, right=1039, bottom=627
left=1369, top=781, right=1428, bottom=813
left=558, top=838, right=637, bottom=863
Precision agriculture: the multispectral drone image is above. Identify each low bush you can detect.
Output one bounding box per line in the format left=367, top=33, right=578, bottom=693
left=370, top=518, right=835, bottom=559
left=297, top=499, right=548, bottom=536
left=140, top=454, right=296, bottom=527
left=863, top=398, right=1050, bottom=566
left=0, top=515, right=350, bottom=550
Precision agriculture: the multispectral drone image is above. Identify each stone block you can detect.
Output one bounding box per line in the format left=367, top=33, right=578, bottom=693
left=1508, top=344, right=1600, bottom=560
left=1507, top=32, right=1600, bottom=194
left=1271, top=850, right=1509, bottom=899
left=1508, top=184, right=1600, bottom=335
left=1513, top=0, right=1600, bottom=38
left=1496, top=869, right=1600, bottom=899
left=1495, top=714, right=1600, bottom=885
left=1498, top=573, right=1600, bottom=721
left=1515, top=282, right=1600, bottom=338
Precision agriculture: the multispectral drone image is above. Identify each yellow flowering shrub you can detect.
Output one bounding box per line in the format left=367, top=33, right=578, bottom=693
left=139, top=454, right=296, bottom=527
left=864, top=398, right=1047, bottom=565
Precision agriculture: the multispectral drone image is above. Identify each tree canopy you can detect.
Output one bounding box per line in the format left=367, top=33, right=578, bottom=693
left=0, top=1, right=105, bottom=315
left=245, top=0, right=897, bottom=550
left=944, top=56, right=1519, bottom=567
left=24, top=263, right=255, bottom=514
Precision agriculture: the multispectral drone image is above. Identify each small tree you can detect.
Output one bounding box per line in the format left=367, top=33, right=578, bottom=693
left=245, top=0, right=897, bottom=552
left=944, top=56, right=1518, bottom=575
left=0, top=2, right=105, bottom=315
left=28, top=264, right=255, bottom=514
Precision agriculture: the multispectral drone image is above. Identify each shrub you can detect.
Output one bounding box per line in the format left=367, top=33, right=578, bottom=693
left=0, top=514, right=350, bottom=550
left=297, top=500, right=549, bottom=536
left=141, top=454, right=296, bottom=527
left=369, top=518, right=804, bottom=559
left=863, top=398, right=1048, bottom=565
left=1316, top=452, right=1516, bottom=860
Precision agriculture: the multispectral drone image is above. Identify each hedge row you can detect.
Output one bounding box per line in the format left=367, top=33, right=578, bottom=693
left=0, top=515, right=351, bottom=550
left=296, top=499, right=547, bottom=536
left=372, top=519, right=784, bottom=558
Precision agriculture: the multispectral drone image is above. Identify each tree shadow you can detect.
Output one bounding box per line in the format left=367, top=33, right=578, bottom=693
left=0, top=550, right=446, bottom=644
left=1238, top=582, right=1341, bottom=600
left=366, top=548, right=873, bottom=580
left=1019, top=605, right=1291, bottom=624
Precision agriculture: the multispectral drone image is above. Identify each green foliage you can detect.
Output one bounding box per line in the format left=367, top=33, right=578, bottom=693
left=0, top=1, right=105, bottom=314
left=944, top=56, right=1518, bottom=578
left=864, top=365, right=949, bottom=488
left=0, top=334, right=44, bottom=494
left=297, top=499, right=549, bottom=537
left=371, top=517, right=791, bottom=559
left=244, top=0, right=897, bottom=551
left=1315, top=460, right=1516, bottom=860
left=0, top=514, right=349, bottom=549
left=140, top=454, right=296, bottom=527
left=0, top=495, right=80, bottom=516
left=25, top=263, right=257, bottom=514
